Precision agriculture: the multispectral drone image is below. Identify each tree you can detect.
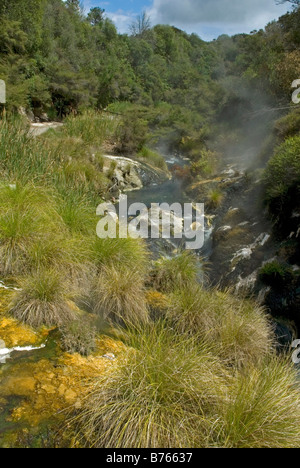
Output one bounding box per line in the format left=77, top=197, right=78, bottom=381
left=87, top=7, right=105, bottom=26
left=66, top=0, right=81, bottom=13
left=130, top=12, right=151, bottom=37
left=276, top=0, right=300, bottom=6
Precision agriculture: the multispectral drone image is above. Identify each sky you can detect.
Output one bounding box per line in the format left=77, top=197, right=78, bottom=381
left=83, top=0, right=293, bottom=41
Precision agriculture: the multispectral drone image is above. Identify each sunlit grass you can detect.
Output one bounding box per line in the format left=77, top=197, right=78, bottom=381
left=73, top=322, right=229, bottom=448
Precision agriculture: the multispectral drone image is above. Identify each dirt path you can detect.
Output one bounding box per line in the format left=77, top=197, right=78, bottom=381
left=29, top=122, right=63, bottom=137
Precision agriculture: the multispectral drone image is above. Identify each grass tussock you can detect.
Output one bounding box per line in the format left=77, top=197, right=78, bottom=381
left=0, top=184, right=65, bottom=276
left=91, top=265, right=149, bottom=325
left=9, top=269, right=76, bottom=328
left=73, top=322, right=229, bottom=448
left=167, top=286, right=273, bottom=367
left=63, top=110, right=118, bottom=146
left=215, top=357, right=300, bottom=448
left=92, top=236, right=149, bottom=274
left=151, top=251, right=199, bottom=292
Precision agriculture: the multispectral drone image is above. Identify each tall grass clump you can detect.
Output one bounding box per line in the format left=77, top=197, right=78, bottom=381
left=60, top=316, right=97, bottom=357
left=73, top=322, right=229, bottom=448
left=63, top=110, right=118, bottom=145
left=152, top=251, right=199, bottom=293
left=207, top=188, right=224, bottom=209
left=0, top=119, right=58, bottom=183
left=9, top=269, right=76, bottom=328
left=167, top=286, right=272, bottom=367
left=215, top=357, right=300, bottom=448
left=92, top=236, right=149, bottom=274
left=0, top=184, right=65, bottom=276
left=56, top=192, right=96, bottom=236
left=91, top=265, right=149, bottom=325
left=10, top=270, right=75, bottom=328
left=62, top=158, right=109, bottom=195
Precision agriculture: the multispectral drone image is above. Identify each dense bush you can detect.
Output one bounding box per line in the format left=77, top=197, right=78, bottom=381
left=264, top=136, right=300, bottom=210
left=259, top=261, right=293, bottom=288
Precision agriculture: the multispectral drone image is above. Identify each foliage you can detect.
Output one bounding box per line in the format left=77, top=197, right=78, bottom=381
left=167, top=286, right=273, bottom=367
left=264, top=135, right=300, bottom=217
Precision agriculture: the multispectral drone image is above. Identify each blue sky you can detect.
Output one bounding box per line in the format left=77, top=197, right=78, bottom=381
left=83, top=0, right=293, bottom=41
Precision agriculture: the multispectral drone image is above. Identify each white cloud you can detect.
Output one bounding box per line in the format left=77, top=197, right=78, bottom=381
left=147, top=0, right=292, bottom=39
left=106, top=10, right=136, bottom=33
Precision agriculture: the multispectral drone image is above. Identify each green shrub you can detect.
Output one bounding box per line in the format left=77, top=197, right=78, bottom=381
left=274, top=109, right=300, bottom=140
left=116, top=114, right=148, bottom=154
left=190, top=149, right=219, bottom=178
left=264, top=135, right=300, bottom=204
